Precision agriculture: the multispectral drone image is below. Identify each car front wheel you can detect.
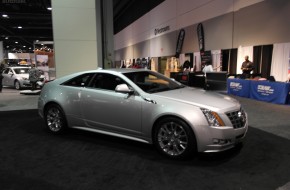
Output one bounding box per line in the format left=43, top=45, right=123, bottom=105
left=44, top=104, right=67, bottom=134
left=154, top=117, right=197, bottom=159
left=14, top=80, right=21, bottom=90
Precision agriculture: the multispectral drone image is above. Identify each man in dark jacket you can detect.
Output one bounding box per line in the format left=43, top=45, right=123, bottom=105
left=28, top=64, right=41, bottom=91
left=241, top=55, right=254, bottom=79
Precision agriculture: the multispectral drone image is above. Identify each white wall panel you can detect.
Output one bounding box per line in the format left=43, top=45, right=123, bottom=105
left=54, top=40, right=97, bottom=76
left=150, top=32, right=176, bottom=57
left=132, top=31, right=151, bottom=46
left=133, top=42, right=150, bottom=58
left=52, top=0, right=95, bottom=8
left=52, top=0, right=98, bottom=77
left=123, top=46, right=134, bottom=59
left=114, top=26, right=133, bottom=48
left=114, top=0, right=266, bottom=52
left=233, top=0, right=290, bottom=47
left=233, top=0, right=264, bottom=11
left=132, top=13, right=151, bottom=36
left=149, top=0, right=176, bottom=28
left=177, top=0, right=215, bottom=17
left=149, top=19, right=177, bottom=39
left=53, top=7, right=96, bottom=41
left=114, top=0, right=285, bottom=63
left=176, top=0, right=234, bottom=29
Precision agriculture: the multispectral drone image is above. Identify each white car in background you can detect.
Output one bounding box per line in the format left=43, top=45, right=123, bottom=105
left=2, top=66, right=45, bottom=90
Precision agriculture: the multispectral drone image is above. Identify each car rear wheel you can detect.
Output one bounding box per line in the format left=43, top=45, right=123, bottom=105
left=44, top=104, right=67, bottom=134
left=154, top=117, right=196, bottom=159
left=14, top=80, right=21, bottom=90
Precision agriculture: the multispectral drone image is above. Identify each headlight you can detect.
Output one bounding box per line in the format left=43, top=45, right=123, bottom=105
left=201, top=108, right=225, bottom=127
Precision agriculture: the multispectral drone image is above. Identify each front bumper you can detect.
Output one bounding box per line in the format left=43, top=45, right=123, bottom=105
left=196, top=118, right=248, bottom=153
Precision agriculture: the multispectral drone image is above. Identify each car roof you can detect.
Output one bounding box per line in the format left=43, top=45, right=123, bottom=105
left=52, top=68, right=155, bottom=84
left=104, top=68, right=153, bottom=74
left=78, top=68, right=153, bottom=75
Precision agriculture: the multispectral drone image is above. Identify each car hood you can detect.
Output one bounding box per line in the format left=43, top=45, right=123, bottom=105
left=151, top=87, right=240, bottom=112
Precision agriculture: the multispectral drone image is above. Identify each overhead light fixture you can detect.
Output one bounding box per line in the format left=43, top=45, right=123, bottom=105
left=5, top=37, right=9, bottom=40
left=47, top=7, right=52, bottom=11
left=15, top=41, right=18, bottom=44
left=23, top=46, right=26, bottom=48
left=18, top=26, right=22, bottom=29
left=2, top=14, right=9, bottom=18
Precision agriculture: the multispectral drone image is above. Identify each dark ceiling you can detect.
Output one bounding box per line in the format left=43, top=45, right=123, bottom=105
left=0, top=0, right=164, bottom=53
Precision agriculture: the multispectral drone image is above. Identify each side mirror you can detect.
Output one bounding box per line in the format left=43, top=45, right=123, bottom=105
left=115, top=84, right=134, bottom=95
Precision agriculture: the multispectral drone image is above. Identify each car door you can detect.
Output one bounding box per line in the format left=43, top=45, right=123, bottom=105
left=60, top=73, right=96, bottom=125
left=80, top=73, right=143, bottom=136
left=2, top=68, right=14, bottom=86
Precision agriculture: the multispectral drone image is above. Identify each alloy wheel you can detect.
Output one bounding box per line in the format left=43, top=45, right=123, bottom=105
left=45, top=105, right=65, bottom=133
left=157, top=121, right=189, bottom=156
left=15, top=81, right=21, bottom=90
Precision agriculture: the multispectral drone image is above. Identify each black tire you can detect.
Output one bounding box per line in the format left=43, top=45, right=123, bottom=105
left=14, top=80, right=21, bottom=90
left=153, top=117, right=197, bottom=159
left=44, top=104, right=67, bottom=134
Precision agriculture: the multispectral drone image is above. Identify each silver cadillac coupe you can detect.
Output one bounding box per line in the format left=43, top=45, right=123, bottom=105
left=38, top=69, right=248, bottom=159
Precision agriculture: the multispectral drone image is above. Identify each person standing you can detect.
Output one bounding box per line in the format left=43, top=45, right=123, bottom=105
left=28, top=64, right=41, bottom=91
left=0, top=63, right=4, bottom=93
left=202, top=62, right=214, bottom=74
left=241, top=55, right=254, bottom=79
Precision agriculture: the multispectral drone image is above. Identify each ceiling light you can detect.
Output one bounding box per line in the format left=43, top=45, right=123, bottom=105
left=5, top=37, right=9, bottom=39
left=18, top=26, right=22, bottom=29
left=15, top=41, right=18, bottom=44
left=2, top=14, right=9, bottom=18
left=47, top=7, right=52, bottom=11
left=23, top=46, right=26, bottom=48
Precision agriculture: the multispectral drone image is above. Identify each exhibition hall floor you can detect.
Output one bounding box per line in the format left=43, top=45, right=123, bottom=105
left=1, top=87, right=290, bottom=190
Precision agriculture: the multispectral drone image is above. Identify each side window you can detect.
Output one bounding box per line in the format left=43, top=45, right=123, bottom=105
left=3, top=69, right=10, bottom=74
left=62, top=73, right=94, bottom=87
left=7, top=69, right=13, bottom=74
left=91, top=73, right=126, bottom=91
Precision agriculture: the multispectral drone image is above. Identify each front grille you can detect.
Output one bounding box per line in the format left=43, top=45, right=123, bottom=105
left=226, top=109, right=246, bottom=129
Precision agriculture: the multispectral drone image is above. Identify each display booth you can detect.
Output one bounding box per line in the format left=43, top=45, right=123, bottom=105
left=34, top=41, right=55, bottom=81
left=227, top=78, right=290, bottom=105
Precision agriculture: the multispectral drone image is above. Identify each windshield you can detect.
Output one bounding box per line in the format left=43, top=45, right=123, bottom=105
left=13, top=68, right=29, bottom=74
left=123, top=71, right=185, bottom=93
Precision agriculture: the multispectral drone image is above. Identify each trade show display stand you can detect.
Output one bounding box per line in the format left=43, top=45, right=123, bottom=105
left=227, top=78, right=290, bottom=105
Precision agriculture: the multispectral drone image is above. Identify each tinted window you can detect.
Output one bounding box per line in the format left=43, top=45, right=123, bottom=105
left=14, top=68, right=29, bottom=74
left=62, top=73, right=95, bottom=87
left=91, top=73, right=126, bottom=91
left=124, top=71, right=184, bottom=93
left=3, top=68, right=10, bottom=74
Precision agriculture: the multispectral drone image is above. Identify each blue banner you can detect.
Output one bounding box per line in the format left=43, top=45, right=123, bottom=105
left=250, top=81, right=290, bottom=104
left=227, top=79, right=290, bottom=105
left=227, top=78, right=251, bottom=98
